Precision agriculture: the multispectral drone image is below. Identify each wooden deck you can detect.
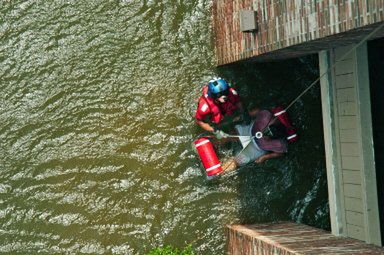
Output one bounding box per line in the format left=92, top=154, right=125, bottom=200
left=227, top=222, right=384, bottom=254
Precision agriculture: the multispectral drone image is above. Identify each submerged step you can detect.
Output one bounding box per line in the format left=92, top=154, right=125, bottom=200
left=226, top=222, right=384, bottom=255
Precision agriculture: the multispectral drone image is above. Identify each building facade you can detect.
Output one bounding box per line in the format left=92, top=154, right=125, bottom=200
left=213, top=0, right=384, bottom=65
left=213, top=0, right=384, bottom=248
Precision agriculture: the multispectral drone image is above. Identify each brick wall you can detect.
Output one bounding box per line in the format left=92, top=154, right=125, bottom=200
left=226, top=223, right=384, bottom=254
left=213, top=0, right=384, bottom=65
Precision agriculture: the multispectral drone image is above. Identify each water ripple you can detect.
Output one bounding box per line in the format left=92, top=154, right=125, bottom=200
left=0, top=0, right=328, bottom=254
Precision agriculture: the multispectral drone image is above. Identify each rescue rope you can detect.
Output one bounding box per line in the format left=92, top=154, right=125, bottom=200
left=287, top=23, right=384, bottom=112
left=261, top=22, right=384, bottom=135
left=198, top=134, right=253, bottom=139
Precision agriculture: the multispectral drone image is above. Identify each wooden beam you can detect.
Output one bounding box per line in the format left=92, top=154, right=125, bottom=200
left=355, top=42, right=382, bottom=246
left=319, top=50, right=345, bottom=236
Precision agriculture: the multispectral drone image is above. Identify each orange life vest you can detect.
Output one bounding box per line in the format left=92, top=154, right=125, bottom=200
left=196, top=86, right=239, bottom=124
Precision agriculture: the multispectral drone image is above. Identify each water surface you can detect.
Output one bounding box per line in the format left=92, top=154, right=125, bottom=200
left=0, top=1, right=329, bottom=254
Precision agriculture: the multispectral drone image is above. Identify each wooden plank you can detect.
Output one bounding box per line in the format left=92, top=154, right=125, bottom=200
left=334, top=44, right=355, bottom=61
left=335, top=58, right=354, bottom=75
left=339, top=116, right=357, bottom=130
left=343, top=170, right=362, bottom=184
left=345, top=197, right=363, bottom=212
left=340, top=142, right=359, bottom=156
left=355, top=42, right=382, bottom=245
left=319, top=50, right=345, bottom=236
left=335, top=73, right=354, bottom=89
left=338, top=101, right=357, bottom=115
left=336, top=88, right=356, bottom=103
left=346, top=211, right=364, bottom=227
left=340, top=129, right=358, bottom=142
left=347, top=223, right=366, bottom=241
left=341, top=156, right=361, bottom=170
left=344, top=183, right=362, bottom=199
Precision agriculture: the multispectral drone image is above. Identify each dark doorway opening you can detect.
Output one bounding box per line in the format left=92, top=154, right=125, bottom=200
left=217, top=55, right=330, bottom=231
left=368, top=37, right=384, bottom=245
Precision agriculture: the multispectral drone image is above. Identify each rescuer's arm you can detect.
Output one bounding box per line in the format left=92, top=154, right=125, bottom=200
left=196, top=99, right=215, bottom=132
left=196, top=120, right=215, bottom=132
left=195, top=99, right=229, bottom=138
left=255, top=152, right=283, bottom=164
left=196, top=120, right=229, bottom=139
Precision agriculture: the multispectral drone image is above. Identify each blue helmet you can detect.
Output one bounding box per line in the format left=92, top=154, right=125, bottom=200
left=208, top=78, right=229, bottom=97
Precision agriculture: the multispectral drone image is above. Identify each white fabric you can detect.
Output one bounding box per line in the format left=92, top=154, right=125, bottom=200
left=273, top=110, right=286, bottom=116
left=195, top=139, right=210, bottom=148
left=217, top=96, right=227, bottom=103
left=209, top=77, right=220, bottom=83
left=238, top=136, right=252, bottom=148
left=206, top=163, right=221, bottom=172
left=234, top=122, right=267, bottom=166
left=200, top=103, right=208, bottom=112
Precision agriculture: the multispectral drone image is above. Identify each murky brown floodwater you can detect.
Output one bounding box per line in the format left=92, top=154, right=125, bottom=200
left=0, top=1, right=329, bottom=254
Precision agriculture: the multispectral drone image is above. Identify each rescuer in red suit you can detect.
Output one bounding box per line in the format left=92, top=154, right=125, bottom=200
left=195, top=77, right=243, bottom=139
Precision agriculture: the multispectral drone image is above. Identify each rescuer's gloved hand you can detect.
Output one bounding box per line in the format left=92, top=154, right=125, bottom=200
left=213, top=129, right=229, bottom=139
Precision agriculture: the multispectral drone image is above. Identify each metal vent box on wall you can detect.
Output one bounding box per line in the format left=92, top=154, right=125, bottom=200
left=239, top=10, right=257, bottom=32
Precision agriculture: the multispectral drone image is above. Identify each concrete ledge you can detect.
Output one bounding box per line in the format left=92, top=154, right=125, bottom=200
left=226, top=222, right=384, bottom=254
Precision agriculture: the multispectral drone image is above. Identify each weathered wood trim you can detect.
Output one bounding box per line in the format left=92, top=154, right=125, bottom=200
left=341, top=156, right=361, bottom=170
left=339, top=129, right=358, bottom=143
left=334, top=46, right=355, bottom=60
left=347, top=223, right=366, bottom=241
left=346, top=211, right=364, bottom=227
left=338, top=102, right=357, bottom=116
left=336, top=87, right=356, bottom=103
left=340, top=142, right=359, bottom=157
left=342, top=170, right=362, bottom=185
left=345, top=197, right=364, bottom=213
left=335, top=58, right=355, bottom=75
left=344, top=183, right=363, bottom=199
left=320, top=43, right=381, bottom=244
left=319, top=50, right=344, bottom=236
left=354, top=42, right=382, bottom=246
left=339, top=116, right=358, bottom=130
left=335, top=73, right=355, bottom=89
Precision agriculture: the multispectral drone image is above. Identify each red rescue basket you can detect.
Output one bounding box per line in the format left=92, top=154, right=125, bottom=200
left=194, top=138, right=223, bottom=179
